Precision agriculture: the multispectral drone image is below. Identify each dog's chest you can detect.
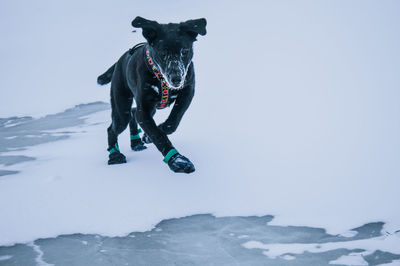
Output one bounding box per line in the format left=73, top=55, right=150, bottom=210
left=148, top=84, right=179, bottom=106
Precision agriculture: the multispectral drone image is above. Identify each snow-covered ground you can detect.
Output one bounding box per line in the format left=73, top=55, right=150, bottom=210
left=1, top=0, right=400, bottom=265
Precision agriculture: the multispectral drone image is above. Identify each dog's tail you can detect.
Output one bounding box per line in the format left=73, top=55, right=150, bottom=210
left=97, top=63, right=116, bottom=85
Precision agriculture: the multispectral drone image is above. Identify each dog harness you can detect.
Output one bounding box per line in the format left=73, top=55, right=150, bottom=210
left=145, top=49, right=170, bottom=109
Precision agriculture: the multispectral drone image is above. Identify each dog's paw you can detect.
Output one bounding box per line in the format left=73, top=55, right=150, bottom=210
left=167, top=154, right=195, bottom=174
left=108, top=152, right=127, bottom=165
left=131, top=140, right=147, bottom=151
left=142, top=133, right=152, bottom=144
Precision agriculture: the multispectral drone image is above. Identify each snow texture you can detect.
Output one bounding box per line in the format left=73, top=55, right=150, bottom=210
left=1, top=0, right=400, bottom=265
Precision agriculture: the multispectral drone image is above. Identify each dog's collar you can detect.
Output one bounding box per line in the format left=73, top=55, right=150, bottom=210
left=145, top=48, right=170, bottom=109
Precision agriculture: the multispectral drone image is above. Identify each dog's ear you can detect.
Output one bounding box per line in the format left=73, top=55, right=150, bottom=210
left=180, top=18, right=207, bottom=40
left=131, top=16, right=161, bottom=45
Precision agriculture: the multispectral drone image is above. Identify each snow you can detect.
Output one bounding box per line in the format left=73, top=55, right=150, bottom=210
left=242, top=233, right=400, bottom=260
left=0, top=255, right=13, bottom=261
left=329, top=254, right=369, bottom=266
left=380, top=262, right=400, bottom=266
left=0, top=0, right=400, bottom=262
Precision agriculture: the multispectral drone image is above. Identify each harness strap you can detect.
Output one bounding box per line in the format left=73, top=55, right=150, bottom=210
left=129, top=42, right=146, bottom=55
left=145, top=48, right=170, bottom=109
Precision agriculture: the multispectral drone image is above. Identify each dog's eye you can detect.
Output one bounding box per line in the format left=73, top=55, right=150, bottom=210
left=161, top=51, right=168, bottom=58
left=181, top=49, right=189, bottom=56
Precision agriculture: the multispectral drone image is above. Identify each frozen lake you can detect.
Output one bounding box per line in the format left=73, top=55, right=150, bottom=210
left=0, top=103, right=399, bottom=265
left=1, top=1, right=400, bottom=265
left=1, top=214, right=400, bottom=266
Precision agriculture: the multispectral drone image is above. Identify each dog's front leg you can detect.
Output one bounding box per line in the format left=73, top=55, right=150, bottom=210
left=160, top=86, right=195, bottom=135
left=135, top=100, right=195, bottom=173
left=142, top=86, right=194, bottom=141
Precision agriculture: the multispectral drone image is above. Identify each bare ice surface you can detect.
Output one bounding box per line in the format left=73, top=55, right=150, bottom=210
left=0, top=102, right=109, bottom=176
left=1, top=214, right=400, bottom=266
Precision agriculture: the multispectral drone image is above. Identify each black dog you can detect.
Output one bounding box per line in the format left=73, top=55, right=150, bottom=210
left=97, top=16, right=207, bottom=173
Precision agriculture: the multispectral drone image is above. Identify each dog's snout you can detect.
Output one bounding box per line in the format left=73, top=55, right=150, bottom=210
left=171, top=75, right=182, bottom=85
left=163, top=58, right=186, bottom=88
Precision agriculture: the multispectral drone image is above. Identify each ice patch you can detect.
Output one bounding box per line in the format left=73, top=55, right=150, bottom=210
left=378, top=260, right=400, bottom=266
left=28, top=242, right=53, bottom=266
left=1, top=214, right=399, bottom=265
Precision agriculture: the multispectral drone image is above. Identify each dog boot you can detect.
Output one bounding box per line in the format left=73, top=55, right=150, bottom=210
left=164, top=149, right=195, bottom=174
left=108, top=144, right=126, bottom=165
left=130, top=131, right=147, bottom=151
left=142, top=133, right=153, bottom=144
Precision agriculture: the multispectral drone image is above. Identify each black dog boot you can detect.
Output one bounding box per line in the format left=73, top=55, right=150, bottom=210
left=142, top=133, right=152, bottom=144
left=108, top=144, right=126, bottom=165
left=164, top=149, right=195, bottom=174
left=130, top=131, right=147, bottom=151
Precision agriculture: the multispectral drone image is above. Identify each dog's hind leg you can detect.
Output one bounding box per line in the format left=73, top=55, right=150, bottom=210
left=107, top=73, right=133, bottom=165
left=129, top=107, right=147, bottom=151
left=107, top=124, right=126, bottom=164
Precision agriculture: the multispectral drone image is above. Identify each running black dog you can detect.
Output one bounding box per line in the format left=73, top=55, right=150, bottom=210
left=97, top=16, right=207, bottom=173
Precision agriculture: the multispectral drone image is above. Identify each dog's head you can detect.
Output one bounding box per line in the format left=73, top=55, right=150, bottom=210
left=132, top=16, right=207, bottom=89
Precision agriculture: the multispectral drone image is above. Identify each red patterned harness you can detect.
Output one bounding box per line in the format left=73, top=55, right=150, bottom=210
left=145, top=49, right=170, bottom=109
